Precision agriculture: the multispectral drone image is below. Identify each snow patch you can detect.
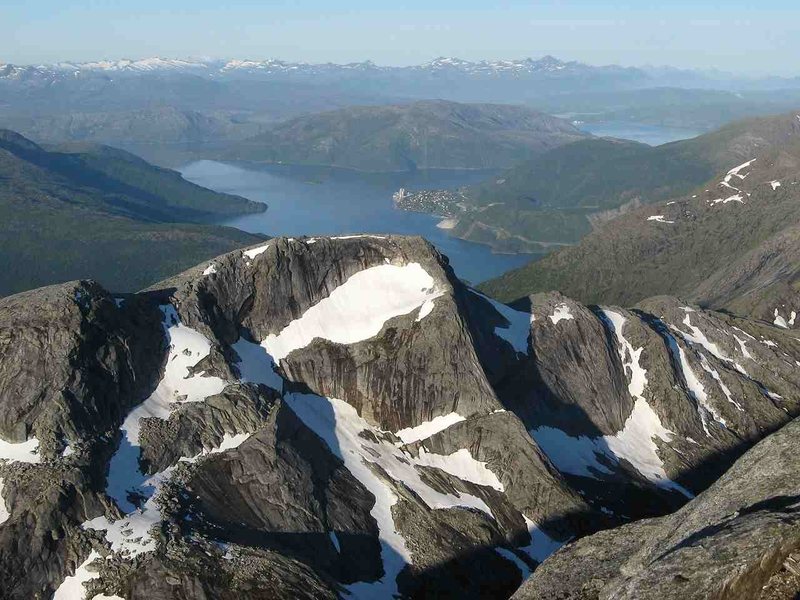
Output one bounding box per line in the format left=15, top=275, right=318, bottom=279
left=470, top=290, right=531, bottom=354
left=395, top=413, right=466, bottom=444
left=121, top=305, right=226, bottom=445
left=774, top=308, right=795, bottom=328
left=53, top=550, right=103, bottom=600
left=531, top=310, right=693, bottom=497
left=662, top=328, right=727, bottom=436
left=86, top=432, right=252, bottom=558
left=85, top=305, right=250, bottom=559
left=731, top=327, right=755, bottom=362
left=549, top=304, right=574, bottom=324
left=261, top=263, right=442, bottom=361
left=600, top=310, right=693, bottom=496
left=709, top=193, right=744, bottom=205
left=529, top=427, right=613, bottom=478
left=519, top=515, right=564, bottom=563
left=647, top=215, right=675, bottom=224
left=0, top=479, right=8, bottom=524
left=709, top=158, right=756, bottom=206
left=675, top=314, right=748, bottom=375
left=231, top=337, right=284, bottom=391
left=285, top=393, right=501, bottom=598
left=416, top=298, right=436, bottom=322
left=531, top=397, right=692, bottom=498
left=606, top=400, right=692, bottom=495
left=243, top=244, right=270, bottom=260
left=494, top=548, right=531, bottom=578
left=771, top=180, right=782, bottom=190
left=414, top=448, right=504, bottom=491
left=698, top=353, right=743, bottom=411
left=0, top=436, right=40, bottom=464
left=774, top=308, right=789, bottom=329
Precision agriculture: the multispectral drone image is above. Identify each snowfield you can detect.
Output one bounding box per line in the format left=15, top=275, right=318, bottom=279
left=0, top=436, right=40, bottom=464
left=121, top=305, right=226, bottom=445
left=394, top=413, right=466, bottom=444
left=709, top=158, right=756, bottom=205
left=549, top=303, right=574, bottom=324
left=261, top=263, right=443, bottom=361
left=471, top=289, right=532, bottom=354
left=285, top=392, right=509, bottom=599
left=530, top=310, right=693, bottom=498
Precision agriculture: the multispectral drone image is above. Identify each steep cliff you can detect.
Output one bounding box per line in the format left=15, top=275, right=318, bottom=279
left=0, top=235, right=798, bottom=599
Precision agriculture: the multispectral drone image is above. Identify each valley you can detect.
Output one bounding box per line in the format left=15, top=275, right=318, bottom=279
left=179, top=160, right=535, bottom=284
left=2, top=35, right=800, bottom=600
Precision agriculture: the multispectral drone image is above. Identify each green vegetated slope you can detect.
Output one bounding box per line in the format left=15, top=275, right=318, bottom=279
left=480, top=112, right=800, bottom=326
left=49, top=141, right=264, bottom=219
left=226, top=100, right=589, bottom=171
left=0, top=129, right=265, bottom=296
left=438, top=110, right=800, bottom=252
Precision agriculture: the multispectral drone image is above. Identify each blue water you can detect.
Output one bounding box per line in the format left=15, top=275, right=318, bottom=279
left=180, top=161, right=538, bottom=284
left=578, top=121, right=701, bottom=146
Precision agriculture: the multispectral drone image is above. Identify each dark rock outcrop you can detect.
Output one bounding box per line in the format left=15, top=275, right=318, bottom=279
left=1, top=235, right=798, bottom=599
left=0, top=280, right=164, bottom=452
left=513, top=416, right=800, bottom=600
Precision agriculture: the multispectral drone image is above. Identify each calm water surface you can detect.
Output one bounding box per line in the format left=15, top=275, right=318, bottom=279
left=180, top=122, right=695, bottom=283
left=578, top=121, right=701, bottom=146
left=180, top=161, right=538, bottom=284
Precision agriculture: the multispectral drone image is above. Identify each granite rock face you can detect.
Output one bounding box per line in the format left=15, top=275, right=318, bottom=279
left=0, top=280, right=164, bottom=451
left=0, top=235, right=798, bottom=599
left=513, top=416, right=800, bottom=600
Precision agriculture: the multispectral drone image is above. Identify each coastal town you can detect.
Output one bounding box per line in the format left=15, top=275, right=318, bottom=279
left=391, top=186, right=466, bottom=217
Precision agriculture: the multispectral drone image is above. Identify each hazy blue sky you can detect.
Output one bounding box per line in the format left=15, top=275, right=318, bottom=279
left=3, top=1, right=799, bottom=75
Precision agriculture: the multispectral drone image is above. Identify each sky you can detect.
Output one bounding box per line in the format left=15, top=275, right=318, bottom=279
left=3, top=1, right=799, bottom=75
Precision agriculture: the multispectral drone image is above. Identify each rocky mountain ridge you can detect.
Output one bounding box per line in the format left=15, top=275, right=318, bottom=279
left=513, top=413, right=800, bottom=600
left=4, top=56, right=800, bottom=91
left=0, top=56, right=642, bottom=81
left=1, top=235, right=798, bottom=598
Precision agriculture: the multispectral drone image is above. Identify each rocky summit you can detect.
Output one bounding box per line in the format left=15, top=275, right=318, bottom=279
left=1, top=235, right=799, bottom=599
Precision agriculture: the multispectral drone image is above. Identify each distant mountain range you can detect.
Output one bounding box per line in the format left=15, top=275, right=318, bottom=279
left=0, top=55, right=639, bottom=79
left=4, top=55, right=800, bottom=92
left=5, top=55, right=800, bottom=167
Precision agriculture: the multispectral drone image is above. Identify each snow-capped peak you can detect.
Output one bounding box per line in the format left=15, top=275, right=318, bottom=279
left=54, top=57, right=210, bottom=72
left=0, top=54, right=598, bottom=81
